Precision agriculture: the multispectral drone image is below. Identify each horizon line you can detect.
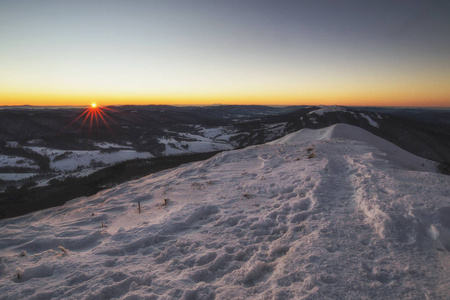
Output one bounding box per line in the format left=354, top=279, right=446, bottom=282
left=1, top=104, right=449, bottom=109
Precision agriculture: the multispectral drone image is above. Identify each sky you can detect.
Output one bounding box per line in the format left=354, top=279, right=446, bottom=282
left=1, top=0, right=449, bottom=107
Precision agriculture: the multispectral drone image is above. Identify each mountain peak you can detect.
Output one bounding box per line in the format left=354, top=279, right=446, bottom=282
left=0, top=127, right=449, bottom=299
left=270, top=123, right=437, bottom=172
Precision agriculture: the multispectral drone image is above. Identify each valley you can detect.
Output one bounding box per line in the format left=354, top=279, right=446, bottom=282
left=1, top=105, right=449, bottom=220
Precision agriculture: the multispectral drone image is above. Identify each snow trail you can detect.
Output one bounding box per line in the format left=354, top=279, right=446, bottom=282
left=0, top=124, right=448, bottom=299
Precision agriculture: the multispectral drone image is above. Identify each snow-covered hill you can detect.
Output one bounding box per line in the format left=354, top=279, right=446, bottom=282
left=3, top=105, right=450, bottom=193
left=0, top=124, right=449, bottom=299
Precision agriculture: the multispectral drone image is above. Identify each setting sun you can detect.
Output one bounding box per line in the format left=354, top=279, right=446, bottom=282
left=62, top=103, right=119, bottom=136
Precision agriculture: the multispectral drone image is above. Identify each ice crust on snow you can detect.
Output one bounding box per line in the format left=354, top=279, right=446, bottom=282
left=0, top=124, right=449, bottom=299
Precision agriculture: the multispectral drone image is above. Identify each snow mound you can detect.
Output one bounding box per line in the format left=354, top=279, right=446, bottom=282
left=0, top=126, right=449, bottom=299
left=268, top=123, right=382, bottom=145
left=269, top=123, right=437, bottom=172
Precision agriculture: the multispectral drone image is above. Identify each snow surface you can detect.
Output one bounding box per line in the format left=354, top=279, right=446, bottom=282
left=0, top=173, right=38, bottom=181
left=0, top=155, right=38, bottom=170
left=1, top=124, right=449, bottom=299
left=158, top=136, right=233, bottom=156
left=195, top=126, right=238, bottom=141
left=5, top=142, right=19, bottom=148
left=1, top=147, right=153, bottom=188
left=25, top=147, right=153, bottom=172
left=307, top=106, right=346, bottom=116
left=93, top=142, right=133, bottom=149
left=261, top=123, right=288, bottom=142
left=269, top=124, right=436, bottom=172
left=360, top=113, right=380, bottom=128
left=309, top=116, right=318, bottom=124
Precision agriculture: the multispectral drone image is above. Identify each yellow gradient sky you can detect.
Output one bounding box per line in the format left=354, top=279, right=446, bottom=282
left=1, top=1, right=449, bottom=107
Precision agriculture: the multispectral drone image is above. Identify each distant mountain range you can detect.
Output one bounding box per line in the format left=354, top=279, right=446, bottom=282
left=0, top=105, right=449, bottom=214
left=1, top=105, right=449, bottom=159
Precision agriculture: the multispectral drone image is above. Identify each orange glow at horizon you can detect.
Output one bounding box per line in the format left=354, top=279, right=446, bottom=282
left=1, top=1, right=450, bottom=109
left=1, top=91, right=449, bottom=108
left=62, top=103, right=118, bottom=136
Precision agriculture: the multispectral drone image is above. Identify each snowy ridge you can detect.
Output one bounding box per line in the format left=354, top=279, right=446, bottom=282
left=0, top=125, right=449, bottom=299
left=269, top=123, right=436, bottom=172
left=307, top=105, right=346, bottom=116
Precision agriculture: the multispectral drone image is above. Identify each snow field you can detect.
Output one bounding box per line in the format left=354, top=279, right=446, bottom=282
left=0, top=173, right=39, bottom=181
left=0, top=124, right=449, bottom=299
left=158, top=137, right=233, bottom=156
left=93, top=142, right=133, bottom=149
left=25, top=147, right=153, bottom=172
left=0, top=155, right=38, bottom=170
left=307, top=105, right=347, bottom=116
left=0, top=147, right=153, bottom=188
left=359, top=113, right=380, bottom=128
left=158, top=128, right=239, bottom=156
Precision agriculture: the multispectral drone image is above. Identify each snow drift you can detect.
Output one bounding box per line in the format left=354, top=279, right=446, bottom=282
left=0, top=124, right=449, bottom=299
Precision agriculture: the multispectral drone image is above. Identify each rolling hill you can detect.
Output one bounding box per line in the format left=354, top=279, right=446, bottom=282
left=0, top=124, right=449, bottom=299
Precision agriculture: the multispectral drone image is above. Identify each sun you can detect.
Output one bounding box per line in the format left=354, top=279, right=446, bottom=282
left=62, top=103, right=119, bottom=136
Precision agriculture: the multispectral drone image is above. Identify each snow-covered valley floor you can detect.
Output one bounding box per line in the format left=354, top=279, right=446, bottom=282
left=0, top=124, right=449, bottom=299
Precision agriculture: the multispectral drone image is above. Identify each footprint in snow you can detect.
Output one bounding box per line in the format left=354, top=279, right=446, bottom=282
left=238, top=261, right=273, bottom=287
left=320, top=275, right=337, bottom=284
left=293, top=198, right=312, bottom=212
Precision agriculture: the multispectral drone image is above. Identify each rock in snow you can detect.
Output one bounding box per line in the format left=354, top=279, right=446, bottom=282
left=0, top=124, right=449, bottom=299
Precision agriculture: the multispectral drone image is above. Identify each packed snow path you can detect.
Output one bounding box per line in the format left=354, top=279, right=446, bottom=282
left=0, top=124, right=449, bottom=299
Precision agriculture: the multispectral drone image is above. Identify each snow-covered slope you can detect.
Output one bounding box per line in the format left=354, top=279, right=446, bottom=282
left=26, top=147, right=154, bottom=172
left=269, top=123, right=437, bottom=172
left=1, top=125, right=449, bottom=299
